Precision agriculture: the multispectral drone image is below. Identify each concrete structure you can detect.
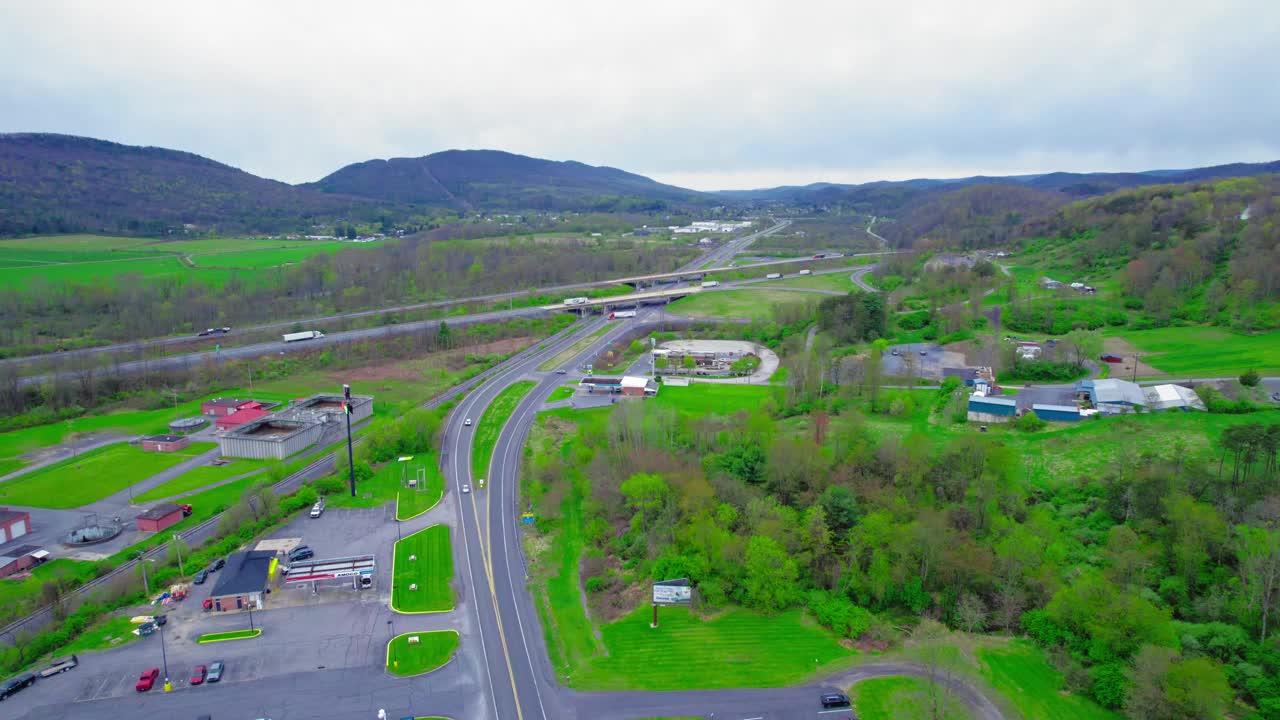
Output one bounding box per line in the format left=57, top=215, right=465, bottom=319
left=1080, top=379, right=1147, bottom=414
left=1032, top=404, right=1083, bottom=423
left=141, top=434, right=191, bottom=453
left=208, top=550, right=276, bottom=611
left=201, top=398, right=262, bottom=417
left=218, top=417, right=327, bottom=460
left=279, top=394, right=374, bottom=426
left=1143, top=384, right=1207, bottom=412
left=136, top=504, right=185, bottom=533
left=168, top=416, right=208, bottom=434
left=0, top=508, right=32, bottom=543
left=967, top=395, right=1018, bottom=423
left=620, top=376, right=658, bottom=397
left=215, top=407, right=270, bottom=432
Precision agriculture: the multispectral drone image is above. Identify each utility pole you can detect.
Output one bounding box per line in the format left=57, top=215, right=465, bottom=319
left=172, top=534, right=184, bottom=576
left=344, top=384, right=356, bottom=498
left=139, top=557, right=152, bottom=597
left=160, top=621, right=171, bottom=692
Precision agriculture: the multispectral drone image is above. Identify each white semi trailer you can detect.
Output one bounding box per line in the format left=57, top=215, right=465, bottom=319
left=563, top=297, right=589, bottom=306
left=282, top=330, right=325, bottom=342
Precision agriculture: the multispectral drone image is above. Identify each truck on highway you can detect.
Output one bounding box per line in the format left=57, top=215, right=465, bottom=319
left=608, top=310, right=637, bottom=319
left=765, top=272, right=782, bottom=279
left=798, top=269, right=812, bottom=276
left=563, top=297, right=589, bottom=306
left=701, top=280, right=720, bottom=288
left=282, top=330, right=325, bottom=343
left=38, top=655, right=78, bottom=677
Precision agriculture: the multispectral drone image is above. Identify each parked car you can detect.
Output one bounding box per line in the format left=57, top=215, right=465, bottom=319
left=206, top=660, right=224, bottom=683
left=210, top=557, right=226, bottom=571
left=193, top=569, right=209, bottom=585
left=0, top=673, right=36, bottom=700
left=890, top=348, right=899, bottom=355
left=135, top=667, right=160, bottom=692
left=919, top=349, right=927, bottom=356
left=202, top=598, right=212, bottom=611
left=821, top=692, right=851, bottom=708
left=190, top=665, right=207, bottom=685
left=153, top=614, right=167, bottom=627
left=310, top=499, right=325, bottom=518
left=288, top=546, right=313, bottom=562
left=464, top=418, right=472, bottom=426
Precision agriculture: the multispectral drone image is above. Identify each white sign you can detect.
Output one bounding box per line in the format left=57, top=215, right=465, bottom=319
left=652, top=584, right=692, bottom=605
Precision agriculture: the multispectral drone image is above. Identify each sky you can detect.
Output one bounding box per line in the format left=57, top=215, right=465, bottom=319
left=2, top=1, right=1278, bottom=191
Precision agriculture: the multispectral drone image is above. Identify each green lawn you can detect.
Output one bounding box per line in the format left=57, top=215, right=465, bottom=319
left=190, top=242, right=351, bottom=268
left=55, top=615, right=140, bottom=655
left=134, top=457, right=273, bottom=503
left=1108, top=326, right=1280, bottom=376
left=472, top=380, right=537, bottom=482
left=324, top=458, right=445, bottom=521
left=758, top=272, right=858, bottom=293
left=852, top=676, right=976, bottom=720
left=666, top=289, right=816, bottom=321
left=197, top=629, right=262, bottom=643
left=0, top=442, right=216, bottom=508
left=392, top=525, right=454, bottom=613
left=977, top=640, right=1122, bottom=720
left=0, top=559, right=100, bottom=618
left=650, top=383, right=774, bottom=417
left=386, top=630, right=459, bottom=677
left=547, top=386, right=577, bottom=403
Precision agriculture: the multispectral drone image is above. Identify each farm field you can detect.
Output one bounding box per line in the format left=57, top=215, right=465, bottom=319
left=386, top=630, right=459, bottom=677
left=851, top=676, right=976, bottom=720
left=391, top=524, right=454, bottom=613
left=134, top=456, right=274, bottom=503
left=1106, top=326, right=1280, bottom=377
left=189, top=242, right=349, bottom=268
left=472, top=380, right=537, bottom=481
left=0, top=441, right=216, bottom=508
left=666, top=289, right=815, bottom=321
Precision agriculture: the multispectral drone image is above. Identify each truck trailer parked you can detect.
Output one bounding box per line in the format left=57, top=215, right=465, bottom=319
left=282, top=330, right=325, bottom=342
left=39, top=655, right=78, bottom=678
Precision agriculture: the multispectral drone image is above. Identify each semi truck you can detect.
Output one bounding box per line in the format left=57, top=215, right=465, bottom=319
left=798, top=269, right=812, bottom=276
left=765, top=272, right=782, bottom=279
left=701, top=280, right=720, bottom=288
left=563, top=297, right=589, bottom=306
left=282, top=330, right=325, bottom=343
left=608, top=310, right=637, bottom=319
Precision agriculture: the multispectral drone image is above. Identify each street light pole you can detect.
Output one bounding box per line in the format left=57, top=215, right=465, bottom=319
left=159, top=621, right=170, bottom=692
left=248, top=603, right=255, bottom=632
left=344, top=384, right=356, bottom=498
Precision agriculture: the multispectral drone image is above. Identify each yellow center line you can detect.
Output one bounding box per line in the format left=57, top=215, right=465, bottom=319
left=471, top=485, right=523, bottom=720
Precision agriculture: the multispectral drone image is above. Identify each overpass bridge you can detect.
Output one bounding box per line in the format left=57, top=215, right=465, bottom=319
left=541, top=286, right=703, bottom=311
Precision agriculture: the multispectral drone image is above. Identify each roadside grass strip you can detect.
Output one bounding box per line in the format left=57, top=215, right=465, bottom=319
left=472, top=380, right=537, bottom=482
left=196, top=629, right=262, bottom=644
left=851, top=676, right=976, bottom=720
left=391, top=524, right=454, bottom=613
left=385, top=630, right=459, bottom=677
left=977, top=641, right=1122, bottom=720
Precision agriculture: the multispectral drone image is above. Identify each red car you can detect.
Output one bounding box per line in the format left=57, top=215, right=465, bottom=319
left=135, top=667, right=160, bottom=692
left=202, top=598, right=213, bottom=611
left=190, top=665, right=207, bottom=685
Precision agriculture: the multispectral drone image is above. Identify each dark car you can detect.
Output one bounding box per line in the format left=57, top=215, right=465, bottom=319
left=206, top=660, right=224, bottom=683
left=193, top=569, right=209, bottom=585
left=0, top=673, right=36, bottom=701
left=135, top=667, right=160, bottom=692
left=821, top=692, right=851, bottom=708
left=210, top=557, right=226, bottom=571
left=153, top=614, right=167, bottom=627
left=288, top=545, right=314, bottom=562
left=190, top=665, right=207, bottom=685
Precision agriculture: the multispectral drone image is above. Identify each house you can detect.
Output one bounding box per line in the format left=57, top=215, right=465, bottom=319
left=141, top=434, right=191, bottom=453
left=967, top=395, right=1018, bottom=423
left=136, top=503, right=186, bottom=533
left=201, top=398, right=262, bottom=418
left=0, top=546, right=48, bottom=578
left=215, top=407, right=270, bottom=432
left=1032, top=404, right=1082, bottom=423
left=1079, top=379, right=1146, bottom=414
left=207, top=550, right=276, bottom=612
left=0, top=508, right=32, bottom=543
left=1143, top=384, right=1206, bottom=412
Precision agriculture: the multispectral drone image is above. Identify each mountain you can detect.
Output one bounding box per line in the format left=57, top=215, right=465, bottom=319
left=0, top=133, right=407, bottom=236
left=876, top=183, right=1069, bottom=249
left=304, top=149, right=706, bottom=212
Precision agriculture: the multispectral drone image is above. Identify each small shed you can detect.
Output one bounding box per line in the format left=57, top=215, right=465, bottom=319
left=620, top=376, right=657, bottom=397
left=0, top=508, right=32, bottom=543
left=201, top=398, right=255, bottom=417
left=967, top=395, right=1018, bottom=423
left=1032, top=403, right=1082, bottom=423
left=141, top=434, right=191, bottom=453
left=136, top=503, right=185, bottom=533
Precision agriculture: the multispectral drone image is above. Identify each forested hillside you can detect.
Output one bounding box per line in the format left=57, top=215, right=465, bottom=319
left=0, top=133, right=418, bottom=236
left=305, top=149, right=707, bottom=212
left=877, top=183, right=1068, bottom=249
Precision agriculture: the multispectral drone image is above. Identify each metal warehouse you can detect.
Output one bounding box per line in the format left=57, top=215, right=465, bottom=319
left=218, top=418, right=326, bottom=460
left=282, top=394, right=374, bottom=425
left=967, top=395, right=1017, bottom=423
left=1032, top=403, right=1082, bottom=423
left=1079, top=379, right=1146, bottom=414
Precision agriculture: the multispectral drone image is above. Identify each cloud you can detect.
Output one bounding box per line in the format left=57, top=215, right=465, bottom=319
left=1, top=0, right=1277, bottom=189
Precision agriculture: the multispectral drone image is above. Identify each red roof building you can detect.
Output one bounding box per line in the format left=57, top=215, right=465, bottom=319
left=215, top=407, right=270, bottom=431
left=0, top=508, right=32, bottom=544
left=136, top=504, right=185, bottom=533
left=201, top=398, right=263, bottom=418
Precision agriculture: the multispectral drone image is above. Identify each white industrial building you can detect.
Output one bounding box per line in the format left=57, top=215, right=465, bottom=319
left=1143, top=384, right=1206, bottom=412
left=218, top=393, right=373, bottom=460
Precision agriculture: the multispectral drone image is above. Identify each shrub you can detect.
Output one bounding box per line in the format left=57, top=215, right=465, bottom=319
left=1240, top=368, right=1261, bottom=387
left=1014, top=412, right=1047, bottom=432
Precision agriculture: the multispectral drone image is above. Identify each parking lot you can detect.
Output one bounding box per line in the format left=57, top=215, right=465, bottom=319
left=881, top=343, right=967, bottom=380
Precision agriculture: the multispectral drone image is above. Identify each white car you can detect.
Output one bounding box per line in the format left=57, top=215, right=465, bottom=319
left=464, top=418, right=472, bottom=426
left=309, top=500, right=325, bottom=518
left=461, top=484, right=470, bottom=494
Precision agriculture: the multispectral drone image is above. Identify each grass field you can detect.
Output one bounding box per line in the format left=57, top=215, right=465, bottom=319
left=851, top=676, right=976, bottom=720
left=977, top=641, right=1122, bottom=720
left=1108, top=326, right=1280, bottom=376
left=472, top=380, right=537, bottom=482
left=386, top=630, right=459, bottom=677
left=0, top=559, right=99, bottom=615
left=0, top=442, right=216, bottom=508
left=324, top=459, right=445, bottom=520
left=758, top=272, right=858, bottom=293
left=546, top=386, right=577, bottom=403
left=55, top=615, right=141, bottom=655
left=134, top=457, right=273, bottom=503
left=197, top=629, right=262, bottom=643
left=666, top=289, right=816, bottom=321
left=649, top=383, right=774, bottom=417
left=392, top=525, right=454, bottom=613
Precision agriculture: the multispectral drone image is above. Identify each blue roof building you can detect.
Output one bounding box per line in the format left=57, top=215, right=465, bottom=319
left=967, top=395, right=1017, bottom=422
left=1032, top=403, right=1082, bottom=422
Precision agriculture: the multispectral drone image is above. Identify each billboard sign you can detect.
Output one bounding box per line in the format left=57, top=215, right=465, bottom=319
left=652, top=578, right=692, bottom=605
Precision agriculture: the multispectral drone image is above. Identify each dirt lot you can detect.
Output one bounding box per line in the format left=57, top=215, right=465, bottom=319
left=1102, top=337, right=1168, bottom=378
left=328, top=336, right=535, bottom=382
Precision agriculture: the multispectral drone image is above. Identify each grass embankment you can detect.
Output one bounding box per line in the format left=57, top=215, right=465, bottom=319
left=135, top=457, right=274, bottom=502
left=546, top=386, right=577, bottom=403
left=56, top=615, right=141, bottom=655
left=472, top=380, right=537, bottom=482
left=666, top=289, right=815, bottom=321
left=0, top=442, right=216, bottom=508
left=757, top=271, right=859, bottom=293
left=392, top=525, right=454, bottom=613
left=325, top=459, right=445, bottom=520
left=386, top=630, right=459, bottom=677
left=852, top=676, right=977, bottom=720
left=1106, top=325, right=1280, bottom=377
left=537, top=324, right=611, bottom=371
left=978, top=640, right=1121, bottom=720
left=197, top=629, right=262, bottom=643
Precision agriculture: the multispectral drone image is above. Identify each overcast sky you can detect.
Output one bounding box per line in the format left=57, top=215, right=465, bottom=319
left=2, top=1, right=1277, bottom=191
